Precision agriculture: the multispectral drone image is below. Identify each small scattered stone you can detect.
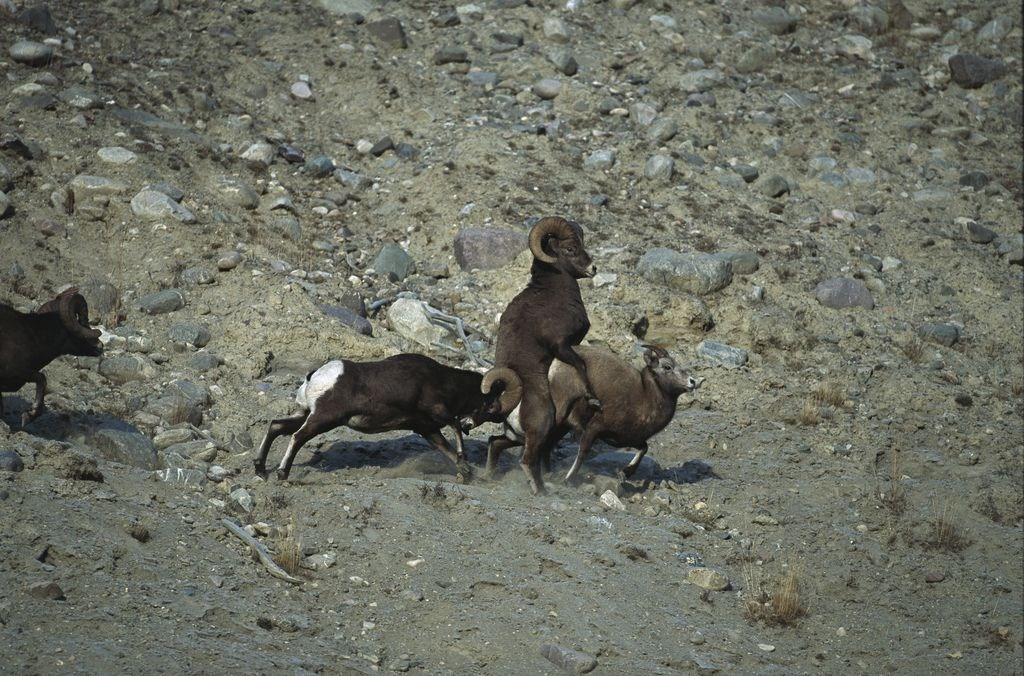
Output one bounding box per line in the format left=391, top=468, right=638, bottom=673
left=644, top=154, right=674, bottom=183
left=97, top=146, right=137, bottom=164
left=533, top=78, right=562, bottom=100
left=638, top=249, right=733, bottom=295
left=815, top=278, right=874, bottom=309
left=131, top=190, right=195, bottom=223
left=697, top=340, right=748, bottom=369
left=217, top=251, right=242, bottom=271
left=948, top=53, right=1007, bottom=89
left=647, top=117, right=678, bottom=144
left=290, top=81, right=313, bottom=100
left=454, top=228, right=526, bottom=270
left=539, top=644, right=598, bottom=674
left=732, top=164, right=759, bottom=183
left=679, top=68, right=725, bottom=93
left=365, top=17, right=408, bottom=48
left=91, top=428, right=159, bottom=469
left=137, top=289, right=185, bottom=315
left=434, top=46, right=469, bottom=65
left=759, top=175, right=790, bottom=198
left=925, top=571, right=945, bottom=583
left=215, top=177, right=259, bottom=209
left=917, top=323, right=959, bottom=347
left=241, top=142, right=275, bottom=167
left=583, top=149, right=616, bottom=172
left=548, top=49, right=578, bottom=76
left=168, top=323, right=211, bottom=348
left=9, top=40, right=54, bottom=66
left=543, top=16, right=570, bottom=42
left=686, top=566, right=730, bottom=591
left=27, top=581, right=65, bottom=601
left=372, top=244, right=415, bottom=281
left=0, top=450, right=24, bottom=473
left=752, top=6, right=798, bottom=34
left=966, top=221, right=996, bottom=244
left=18, top=5, right=58, bottom=35
left=600, top=490, right=626, bottom=511
left=230, top=487, right=254, bottom=513
left=320, top=305, right=373, bottom=336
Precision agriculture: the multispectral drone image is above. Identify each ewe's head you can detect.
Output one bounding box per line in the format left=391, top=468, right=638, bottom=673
left=478, top=367, right=523, bottom=422
left=41, top=288, right=103, bottom=357
left=643, top=345, right=703, bottom=396
left=529, top=216, right=596, bottom=279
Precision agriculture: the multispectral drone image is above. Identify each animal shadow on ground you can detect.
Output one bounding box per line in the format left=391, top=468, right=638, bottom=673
left=2, top=396, right=131, bottom=440
left=299, top=433, right=489, bottom=480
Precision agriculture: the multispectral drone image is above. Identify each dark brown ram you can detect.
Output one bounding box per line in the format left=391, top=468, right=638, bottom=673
left=0, top=288, right=103, bottom=426
left=482, top=216, right=598, bottom=494
left=254, top=353, right=520, bottom=481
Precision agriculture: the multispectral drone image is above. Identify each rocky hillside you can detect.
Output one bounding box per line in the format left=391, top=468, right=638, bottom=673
left=1, top=0, right=1021, bottom=673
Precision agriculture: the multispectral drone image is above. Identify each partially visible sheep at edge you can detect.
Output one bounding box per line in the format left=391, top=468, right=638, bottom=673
left=0, top=287, right=103, bottom=426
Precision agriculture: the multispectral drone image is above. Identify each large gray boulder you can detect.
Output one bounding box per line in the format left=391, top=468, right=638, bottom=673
left=638, top=249, right=733, bottom=295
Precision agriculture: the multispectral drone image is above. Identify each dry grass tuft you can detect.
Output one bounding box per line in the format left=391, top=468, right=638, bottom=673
left=923, top=503, right=970, bottom=552
left=743, top=566, right=807, bottom=626
left=878, top=449, right=907, bottom=516
left=798, top=400, right=821, bottom=426
left=901, top=335, right=926, bottom=363
left=273, top=524, right=303, bottom=576
left=127, top=522, right=151, bottom=543
left=811, top=382, right=845, bottom=408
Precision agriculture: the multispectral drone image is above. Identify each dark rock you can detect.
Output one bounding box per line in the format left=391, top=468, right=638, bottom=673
left=732, top=164, right=759, bottom=183
left=278, top=145, right=305, bottom=164
left=759, top=175, right=790, bottom=197
left=187, top=352, right=223, bottom=372
left=454, top=228, right=527, bottom=270
left=168, top=323, right=211, bottom=348
left=306, top=155, right=335, bottom=177
left=18, top=5, right=59, bottom=35
left=948, top=53, right=1007, bottom=89
left=365, top=17, right=408, bottom=48
left=954, top=393, right=973, bottom=407
left=814, top=278, right=874, bottom=309
left=434, top=46, right=469, bottom=65
left=959, top=171, right=990, bottom=190
left=137, top=289, right=184, bottom=315
left=711, top=251, right=759, bottom=275
left=540, top=644, right=598, bottom=674
left=752, top=6, right=799, bottom=34
left=918, top=323, right=959, bottom=347
left=966, top=221, right=996, bottom=244
left=0, top=450, right=24, bottom=472
left=91, top=428, right=160, bottom=470
left=370, top=136, right=394, bottom=156
left=320, top=305, right=373, bottom=336
left=432, top=9, right=460, bottom=27
left=27, top=582, right=65, bottom=601
left=372, top=244, right=415, bottom=281
left=180, top=267, right=215, bottom=286
left=394, top=143, right=419, bottom=160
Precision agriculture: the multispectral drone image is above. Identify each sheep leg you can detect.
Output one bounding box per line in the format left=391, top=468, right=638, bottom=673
left=554, top=344, right=601, bottom=410
left=450, top=424, right=474, bottom=481
left=424, top=429, right=471, bottom=482
left=620, top=443, right=649, bottom=479
left=254, top=413, right=308, bottom=478
left=519, top=383, right=555, bottom=495
left=485, top=434, right=520, bottom=478
left=564, top=424, right=600, bottom=485
left=276, top=411, right=334, bottom=481
left=21, top=372, right=46, bottom=427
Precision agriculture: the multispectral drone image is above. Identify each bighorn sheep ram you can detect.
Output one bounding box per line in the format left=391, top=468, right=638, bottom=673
left=482, top=216, right=598, bottom=495
left=488, top=345, right=703, bottom=483
left=0, top=288, right=103, bottom=426
left=254, top=353, right=521, bottom=481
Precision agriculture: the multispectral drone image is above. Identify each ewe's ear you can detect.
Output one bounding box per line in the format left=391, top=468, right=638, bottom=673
left=642, top=346, right=659, bottom=368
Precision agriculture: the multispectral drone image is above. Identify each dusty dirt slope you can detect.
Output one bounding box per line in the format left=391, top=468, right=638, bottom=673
left=0, top=0, right=1022, bottom=673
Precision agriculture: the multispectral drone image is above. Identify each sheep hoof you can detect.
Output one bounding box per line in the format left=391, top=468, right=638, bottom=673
left=275, top=468, right=290, bottom=481
left=253, top=463, right=268, bottom=479
left=455, top=463, right=474, bottom=484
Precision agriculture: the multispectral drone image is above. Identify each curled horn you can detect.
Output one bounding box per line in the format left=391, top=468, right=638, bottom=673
left=528, top=216, right=575, bottom=264
left=481, top=367, right=523, bottom=416
left=57, top=288, right=101, bottom=341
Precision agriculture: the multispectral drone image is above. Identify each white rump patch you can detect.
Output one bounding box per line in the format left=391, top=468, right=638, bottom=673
left=296, top=360, right=344, bottom=410
left=505, top=403, right=524, bottom=440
